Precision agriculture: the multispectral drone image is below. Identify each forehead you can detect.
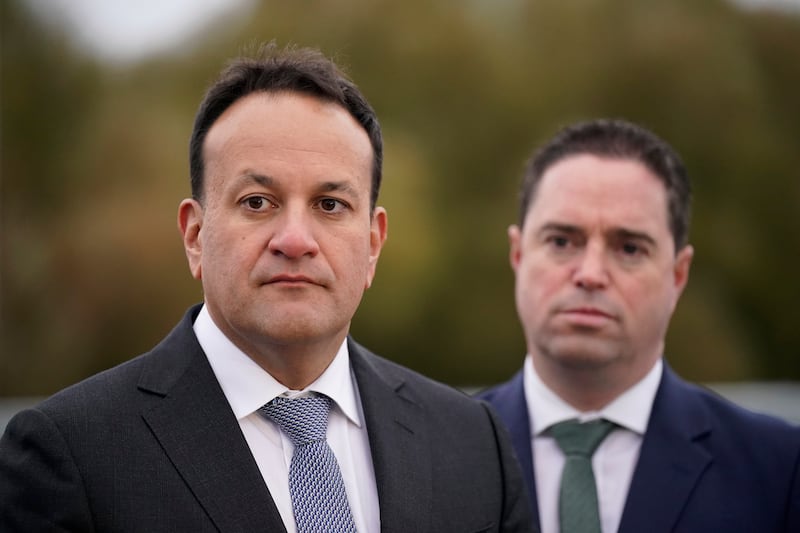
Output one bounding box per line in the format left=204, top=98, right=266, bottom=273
left=203, top=91, right=372, bottom=183
left=526, top=154, right=671, bottom=235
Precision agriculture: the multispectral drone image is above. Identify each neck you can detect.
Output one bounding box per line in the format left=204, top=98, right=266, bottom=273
left=244, top=335, right=346, bottom=390
left=532, top=355, right=657, bottom=412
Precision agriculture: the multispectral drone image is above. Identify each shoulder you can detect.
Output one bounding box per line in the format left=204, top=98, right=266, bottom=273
left=347, top=341, right=537, bottom=531
left=475, top=371, right=525, bottom=404
left=693, top=380, right=799, bottom=439
left=665, top=368, right=798, bottom=432
left=32, top=353, right=146, bottom=420
left=5, top=351, right=156, bottom=457
left=18, top=306, right=201, bottom=432
left=348, top=338, right=495, bottom=419
left=659, top=368, right=800, bottom=457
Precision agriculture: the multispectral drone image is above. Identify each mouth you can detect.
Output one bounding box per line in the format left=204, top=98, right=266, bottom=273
left=265, top=274, right=321, bottom=287
left=558, top=306, right=617, bottom=327
left=563, top=307, right=613, bottom=318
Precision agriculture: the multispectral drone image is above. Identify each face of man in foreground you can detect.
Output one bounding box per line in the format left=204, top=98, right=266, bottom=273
left=179, top=91, right=387, bottom=371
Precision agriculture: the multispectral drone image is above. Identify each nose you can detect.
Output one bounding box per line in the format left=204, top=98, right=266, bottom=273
left=267, top=208, right=320, bottom=259
left=572, top=242, right=609, bottom=290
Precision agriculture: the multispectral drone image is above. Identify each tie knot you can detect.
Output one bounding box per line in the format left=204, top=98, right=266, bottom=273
left=549, top=418, right=616, bottom=457
left=259, top=395, right=332, bottom=446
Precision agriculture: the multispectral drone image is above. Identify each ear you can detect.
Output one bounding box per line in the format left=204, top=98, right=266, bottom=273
left=178, top=198, right=204, bottom=280
left=672, top=244, right=694, bottom=300
left=365, top=206, right=388, bottom=289
left=508, top=224, right=522, bottom=273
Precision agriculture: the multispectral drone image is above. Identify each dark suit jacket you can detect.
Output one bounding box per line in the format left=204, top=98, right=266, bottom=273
left=478, top=364, right=800, bottom=532
left=0, top=306, right=535, bottom=532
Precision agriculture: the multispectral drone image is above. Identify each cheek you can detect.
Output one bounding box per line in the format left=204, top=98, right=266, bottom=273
left=346, top=242, right=375, bottom=285
left=618, top=275, right=672, bottom=319
left=328, top=225, right=372, bottom=264
left=515, top=266, right=548, bottom=315
left=517, top=260, right=560, bottom=300
left=202, top=223, right=259, bottom=274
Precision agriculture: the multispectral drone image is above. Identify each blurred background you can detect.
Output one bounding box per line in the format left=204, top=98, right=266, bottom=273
left=2, top=0, right=799, bottom=420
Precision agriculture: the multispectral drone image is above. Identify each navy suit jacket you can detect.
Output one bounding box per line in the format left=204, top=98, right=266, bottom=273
left=0, top=306, right=535, bottom=532
left=478, top=364, right=800, bottom=532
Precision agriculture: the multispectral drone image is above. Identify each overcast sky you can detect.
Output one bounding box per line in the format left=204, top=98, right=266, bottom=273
left=25, top=0, right=254, bottom=63
left=22, top=0, right=800, bottom=65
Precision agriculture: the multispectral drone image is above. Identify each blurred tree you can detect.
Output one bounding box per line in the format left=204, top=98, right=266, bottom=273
left=1, top=0, right=798, bottom=395
left=2, top=0, right=106, bottom=392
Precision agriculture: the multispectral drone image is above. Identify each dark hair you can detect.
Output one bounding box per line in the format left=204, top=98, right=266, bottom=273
left=519, top=118, right=692, bottom=250
left=189, top=43, right=383, bottom=210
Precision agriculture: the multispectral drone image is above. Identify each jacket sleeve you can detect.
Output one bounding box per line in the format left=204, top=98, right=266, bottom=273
left=0, top=408, right=95, bottom=532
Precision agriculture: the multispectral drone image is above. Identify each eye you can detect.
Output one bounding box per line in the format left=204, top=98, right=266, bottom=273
left=622, top=242, right=640, bottom=255
left=316, top=198, right=348, bottom=213
left=542, top=233, right=581, bottom=258
left=241, top=195, right=275, bottom=212
left=618, top=240, right=649, bottom=260
left=545, top=234, right=573, bottom=250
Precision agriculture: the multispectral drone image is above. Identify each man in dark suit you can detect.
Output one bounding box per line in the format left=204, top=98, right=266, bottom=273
left=478, top=119, right=800, bottom=532
left=0, top=44, right=534, bottom=533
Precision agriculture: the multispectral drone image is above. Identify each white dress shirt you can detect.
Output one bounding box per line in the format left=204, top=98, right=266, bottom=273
left=523, top=355, right=662, bottom=533
left=193, top=305, right=380, bottom=533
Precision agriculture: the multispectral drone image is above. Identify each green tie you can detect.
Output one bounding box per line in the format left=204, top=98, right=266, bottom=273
left=549, top=418, right=616, bottom=533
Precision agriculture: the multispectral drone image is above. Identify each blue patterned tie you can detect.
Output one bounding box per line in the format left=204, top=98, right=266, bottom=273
left=259, top=395, right=357, bottom=533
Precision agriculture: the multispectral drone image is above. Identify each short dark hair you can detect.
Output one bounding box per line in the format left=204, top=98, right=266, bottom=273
left=189, top=43, right=383, bottom=210
left=519, top=118, right=692, bottom=250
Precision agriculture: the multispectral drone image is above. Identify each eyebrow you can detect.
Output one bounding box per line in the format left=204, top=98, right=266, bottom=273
left=537, top=222, right=583, bottom=237
left=612, top=228, right=657, bottom=247
left=241, top=173, right=359, bottom=198
left=317, top=180, right=359, bottom=198
left=241, top=172, right=275, bottom=187
left=537, top=222, right=657, bottom=246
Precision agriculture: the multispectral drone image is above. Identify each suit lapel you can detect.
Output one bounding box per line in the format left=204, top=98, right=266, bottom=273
left=484, top=372, right=540, bottom=530
left=349, top=340, right=433, bottom=533
left=618, top=365, right=712, bottom=533
left=138, top=307, right=286, bottom=533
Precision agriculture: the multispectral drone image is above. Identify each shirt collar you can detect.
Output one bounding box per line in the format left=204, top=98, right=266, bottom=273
left=523, top=354, right=662, bottom=436
left=193, top=304, right=362, bottom=427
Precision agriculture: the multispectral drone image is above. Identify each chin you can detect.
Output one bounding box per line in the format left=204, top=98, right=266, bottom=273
left=261, top=322, right=325, bottom=343
left=264, top=315, right=346, bottom=345
left=541, top=338, right=622, bottom=370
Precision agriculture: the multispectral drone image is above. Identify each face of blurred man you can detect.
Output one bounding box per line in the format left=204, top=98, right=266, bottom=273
left=179, top=91, right=387, bottom=364
left=509, top=154, right=692, bottom=396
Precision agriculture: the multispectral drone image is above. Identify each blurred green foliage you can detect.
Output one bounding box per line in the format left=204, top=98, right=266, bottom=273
left=2, top=0, right=799, bottom=395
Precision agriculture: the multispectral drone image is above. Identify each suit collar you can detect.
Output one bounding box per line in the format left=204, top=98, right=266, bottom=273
left=485, top=370, right=540, bottom=531
left=193, top=304, right=362, bottom=427
left=618, top=363, right=713, bottom=533
left=136, top=310, right=449, bottom=532
left=488, top=363, right=712, bottom=533
left=348, top=338, right=433, bottom=533
left=138, top=305, right=286, bottom=532
left=524, top=356, right=661, bottom=436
